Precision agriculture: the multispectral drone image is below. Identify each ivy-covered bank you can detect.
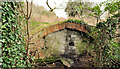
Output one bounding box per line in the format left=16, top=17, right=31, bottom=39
left=1, top=2, right=31, bottom=67
left=89, top=18, right=120, bottom=68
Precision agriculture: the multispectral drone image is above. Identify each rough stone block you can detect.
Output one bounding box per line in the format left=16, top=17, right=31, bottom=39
left=71, top=35, right=76, bottom=37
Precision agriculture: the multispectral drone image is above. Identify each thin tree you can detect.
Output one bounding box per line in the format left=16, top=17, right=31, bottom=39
left=20, top=0, right=33, bottom=66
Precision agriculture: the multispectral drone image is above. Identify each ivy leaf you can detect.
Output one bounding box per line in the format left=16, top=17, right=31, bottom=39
left=2, top=18, right=7, bottom=23
left=114, top=55, right=118, bottom=58
left=1, top=39, right=6, bottom=43
left=89, top=13, right=93, bottom=16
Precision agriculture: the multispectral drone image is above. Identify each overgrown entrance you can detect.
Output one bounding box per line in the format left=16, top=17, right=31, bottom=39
left=43, top=28, right=94, bottom=67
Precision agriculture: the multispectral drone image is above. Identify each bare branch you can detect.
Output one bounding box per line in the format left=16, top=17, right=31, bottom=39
left=19, top=2, right=26, bottom=18
left=28, top=0, right=33, bottom=19
left=46, top=0, right=56, bottom=12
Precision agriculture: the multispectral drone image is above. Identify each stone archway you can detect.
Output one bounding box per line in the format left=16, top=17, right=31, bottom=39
left=30, top=20, right=94, bottom=61
left=43, top=28, right=94, bottom=66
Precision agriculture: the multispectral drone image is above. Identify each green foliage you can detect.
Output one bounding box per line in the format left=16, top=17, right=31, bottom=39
left=65, top=1, right=93, bottom=16
left=87, top=1, right=120, bottom=67
left=89, top=17, right=120, bottom=67
left=1, top=2, right=31, bottom=67
left=90, top=5, right=102, bottom=16
left=66, top=19, right=86, bottom=24
left=89, top=0, right=119, bottom=18
left=104, top=1, right=119, bottom=14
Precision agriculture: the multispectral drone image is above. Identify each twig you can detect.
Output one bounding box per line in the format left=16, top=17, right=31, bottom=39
left=28, top=0, right=33, bottom=19
left=46, top=0, right=56, bottom=12
left=19, top=2, right=26, bottom=18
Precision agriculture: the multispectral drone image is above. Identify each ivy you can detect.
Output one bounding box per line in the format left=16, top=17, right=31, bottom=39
left=87, top=0, right=120, bottom=67
left=1, top=2, right=31, bottom=67
left=66, top=19, right=86, bottom=24
left=89, top=17, right=120, bottom=68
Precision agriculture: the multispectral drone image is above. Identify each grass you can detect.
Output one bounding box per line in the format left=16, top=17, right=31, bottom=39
left=29, top=20, right=49, bottom=29
left=30, top=24, right=48, bottom=35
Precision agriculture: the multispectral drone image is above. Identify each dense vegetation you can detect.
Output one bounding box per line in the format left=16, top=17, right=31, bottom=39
left=89, top=18, right=120, bottom=67
left=65, top=0, right=93, bottom=17
left=1, top=2, right=31, bottom=67
left=1, top=0, right=120, bottom=68
left=89, top=1, right=120, bottom=67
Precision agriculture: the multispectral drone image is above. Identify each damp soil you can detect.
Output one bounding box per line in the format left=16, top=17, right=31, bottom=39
left=33, top=52, right=95, bottom=68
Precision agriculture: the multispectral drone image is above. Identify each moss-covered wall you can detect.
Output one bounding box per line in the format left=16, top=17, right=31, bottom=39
left=44, top=28, right=93, bottom=58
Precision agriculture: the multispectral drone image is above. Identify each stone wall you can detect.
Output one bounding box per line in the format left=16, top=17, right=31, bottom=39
left=44, top=28, right=93, bottom=58
left=42, top=28, right=94, bottom=66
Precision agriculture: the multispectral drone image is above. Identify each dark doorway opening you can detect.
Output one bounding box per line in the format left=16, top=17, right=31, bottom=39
left=69, top=41, right=74, bottom=46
